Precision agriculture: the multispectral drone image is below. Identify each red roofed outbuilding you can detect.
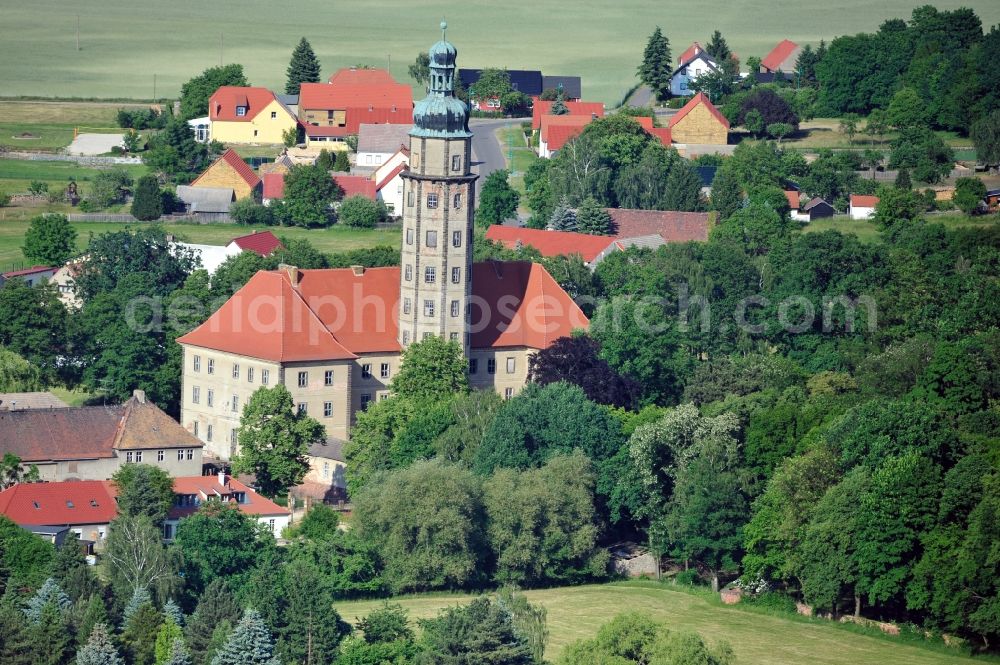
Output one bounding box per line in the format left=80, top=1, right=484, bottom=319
left=227, top=230, right=285, bottom=257
left=849, top=194, right=879, bottom=220
left=485, top=225, right=615, bottom=265
left=666, top=93, right=730, bottom=145
left=531, top=101, right=605, bottom=130
left=761, top=40, right=802, bottom=74
left=191, top=148, right=261, bottom=201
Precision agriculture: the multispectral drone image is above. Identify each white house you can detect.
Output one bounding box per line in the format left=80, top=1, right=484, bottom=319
left=161, top=473, right=291, bottom=541
left=356, top=123, right=412, bottom=171
left=670, top=49, right=721, bottom=97
left=373, top=147, right=409, bottom=216
left=849, top=194, right=879, bottom=220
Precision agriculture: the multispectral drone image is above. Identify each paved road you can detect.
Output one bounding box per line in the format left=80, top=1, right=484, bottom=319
left=470, top=118, right=515, bottom=184
left=67, top=132, right=124, bottom=156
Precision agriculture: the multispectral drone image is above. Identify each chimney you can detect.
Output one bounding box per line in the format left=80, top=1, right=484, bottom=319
left=350, top=265, right=365, bottom=276
left=279, top=263, right=300, bottom=286
left=217, top=470, right=227, bottom=487
left=132, top=389, right=146, bottom=404
left=591, top=112, right=598, bottom=120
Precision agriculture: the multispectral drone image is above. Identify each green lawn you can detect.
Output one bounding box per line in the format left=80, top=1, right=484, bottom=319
left=2, top=1, right=998, bottom=106
left=777, top=118, right=975, bottom=153
left=802, top=213, right=999, bottom=243
left=0, top=215, right=399, bottom=271
left=0, top=158, right=149, bottom=197
left=336, top=582, right=983, bottom=664
left=0, top=101, right=144, bottom=151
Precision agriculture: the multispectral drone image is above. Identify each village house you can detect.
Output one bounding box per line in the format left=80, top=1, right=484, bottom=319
left=666, top=92, right=730, bottom=146
left=607, top=208, right=713, bottom=243
left=849, top=194, right=879, bottom=220
left=458, top=68, right=582, bottom=111
left=0, top=390, right=203, bottom=482
left=178, top=26, right=588, bottom=461
left=261, top=172, right=378, bottom=207
left=298, top=68, right=413, bottom=150
left=530, top=101, right=605, bottom=131
left=793, top=197, right=836, bottom=222
left=0, top=265, right=56, bottom=288
left=51, top=260, right=84, bottom=309
left=189, top=148, right=262, bottom=202
left=162, top=473, right=290, bottom=540
left=292, top=439, right=347, bottom=507
left=355, top=123, right=412, bottom=170
left=174, top=230, right=285, bottom=275
left=207, top=86, right=298, bottom=144
left=538, top=113, right=669, bottom=158
left=760, top=39, right=802, bottom=74
left=670, top=44, right=722, bottom=97
left=373, top=147, right=409, bottom=215
left=485, top=225, right=617, bottom=268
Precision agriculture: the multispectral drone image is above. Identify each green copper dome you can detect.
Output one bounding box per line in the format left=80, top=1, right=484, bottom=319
left=411, top=22, right=472, bottom=139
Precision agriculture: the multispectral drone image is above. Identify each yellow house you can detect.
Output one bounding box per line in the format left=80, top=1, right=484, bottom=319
left=191, top=148, right=261, bottom=201
left=667, top=92, right=730, bottom=145
left=208, top=86, right=298, bottom=145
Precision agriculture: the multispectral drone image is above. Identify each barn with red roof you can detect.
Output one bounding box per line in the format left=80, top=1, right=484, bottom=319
left=666, top=93, right=730, bottom=145
left=191, top=148, right=262, bottom=201
left=761, top=40, right=802, bottom=74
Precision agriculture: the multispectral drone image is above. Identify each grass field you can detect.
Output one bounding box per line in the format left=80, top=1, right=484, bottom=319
left=777, top=118, right=976, bottom=153
left=0, top=158, right=149, bottom=197
left=2, top=1, right=998, bottom=106
left=336, top=582, right=985, bottom=664
left=802, top=213, right=1000, bottom=243
left=0, top=100, right=144, bottom=151
left=0, top=217, right=400, bottom=272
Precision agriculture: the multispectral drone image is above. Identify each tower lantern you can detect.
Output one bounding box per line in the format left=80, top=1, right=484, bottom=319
left=397, top=23, right=477, bottom=351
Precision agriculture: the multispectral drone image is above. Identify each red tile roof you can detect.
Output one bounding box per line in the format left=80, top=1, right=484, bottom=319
left=0, top=481, right=118, bottom=527
left=485, top=225, right=613, bottom=263
left=262, top=173, right=377, bottom=201
left=531, top=101, right=605, bottom=130
left=300, top=70, right=412, bottom=113
left=328, top=68, right=397, bottom=86
left=192, top=149, right=261, bottom=190
left=177, top=271, right=357, bottom=362
left=167, top=475, right=289, bottom=520
left=762, top=40, right=800, bottom=73
left=608, top=209, right=712, bottom=243
left=850, top=194, right=879, bottom=208
left=2, top=265, right=54, bottom=278
left=229, top=230, right=284, bottom=256
left=784, top=190, right=801, bottom=210
left=667, top=92, right=731, bottom=131
left=678, top=42, right=703, bottom=65
left=304, top=125, right=355, bottom=138
left=375, top=163, right=406, bottom=192
left=303, top=107, right=414, bottom=136
left=179, top=262, right=588, bottom=356
left=209, top=86, right=281, bottom=122
left=334, top=174, right=377, bottom=200
left=647, top=127, right=673, bottom=147
left=540, top=115, right=593, bottom=151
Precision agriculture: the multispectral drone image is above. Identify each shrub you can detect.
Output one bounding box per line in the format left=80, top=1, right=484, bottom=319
left=229, top=198, right=275, bottom=226
left=0, top=191, right=9, bottom=207
left=27, top=181, right=48, bottom=196
left=87, top=169, right=133, bottom=209
left=741, top=591, right=797, bottom=614
left=338, top=195, right=385, bottom=228
left=673, top=570, right=701, bottom=586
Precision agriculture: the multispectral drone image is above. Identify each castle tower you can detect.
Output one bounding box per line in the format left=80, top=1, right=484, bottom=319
left=397, top=22, right=476, bottom=351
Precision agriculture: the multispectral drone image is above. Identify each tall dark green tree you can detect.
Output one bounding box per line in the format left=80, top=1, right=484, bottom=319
left=130, top=175, right=163, bottom=221
left=638, top=27, right=673, bottom=102
left=0, top=279, right=67, bottom=381
left=111, top=464, right=176, bottom=525
left=184, top=579, right=241, bottom=665
left=210, top=609, right=279, bottom=665
left=418, top=597, right=535, bottom=664
left=180, top=64, right=249, bottom=120
left=475, top=169, right=520, bottom=227
left=285, top=37, right=321, bottom=95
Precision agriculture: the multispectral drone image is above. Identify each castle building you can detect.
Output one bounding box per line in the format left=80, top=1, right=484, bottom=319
left=177, top=25, right=588, bottom=461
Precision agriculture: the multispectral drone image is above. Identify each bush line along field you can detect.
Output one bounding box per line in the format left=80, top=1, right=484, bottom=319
left=337, top=583, right=986, bottom=665
left=2, top=0, right=999, bottom=105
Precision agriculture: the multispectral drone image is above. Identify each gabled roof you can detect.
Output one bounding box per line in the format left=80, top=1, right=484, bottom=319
left=784, top=190, right=801, bottom=210
left=0, top=392, right=68, bottom=411
left=0, top=481, right=118, bottom=527
left=531, top=101, right=604, bottom=130
left=262, top=173, right=285, bottom=200
left=0, top=392, right=201, bottom=463
left=229, top=230, right=284, bottom=256
left=334, top=174, right=377, bottom=200
left=192, top=149, right=261, bottom=191
left=803, top=197, right=833, bottom=211
left=180, top=262, right=589, bottom=356
left=2, top=265, right=54, bottom=278
left=459, top=69, right=544, bottom=97
left=357, top=123, right=412, bottom=154
left=299, top=71, right=412, bottom=112
left=303, top=107, right=414, bottom=135
left=647, top=127, right=673, bottom=148
left=762, top=40, right=800, bottom=72
left=167, top=475, right=289, bottom=519
left=849, top=194, right=879, bottom=208
left=375, top=163, right=406, bottom=192
left=328, top=68, right=396, bottom=86
left=541, top=75, right=582, bottom=99
left=670, top=52, right=720, bottom=80
left=678, top=42, right=703, bottom=65
left=613, top=234, right=667, bottom=251
left=608, top=209, right=712, bottom=243
left=667, top=92, right=730, bottom=131
left=209, top=86, right=283, bottom=122
left=485, top=225, right=614, bottom=263
left=177, top=271, right=357, bottom=362
left=540, top=115, right=593, bottom=151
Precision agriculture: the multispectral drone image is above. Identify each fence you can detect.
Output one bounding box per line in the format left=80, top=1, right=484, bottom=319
left=1, top=150, right=141, bottom=166
left=67, top=212, right=233, bottom=224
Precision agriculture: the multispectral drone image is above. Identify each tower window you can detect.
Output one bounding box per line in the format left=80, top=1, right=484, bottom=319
left=404, top=264, right=413, bottom=281
left=452, top=155, right=461, bottom=171
left=451, top=267, right=460, bottom=284
left=451, top=300, right=460, bottom=317
left=426, top=230, right=438, bottom=248
left=427, top=193, right=438, bottom=209
left=507, top=357, right=516, bottom=374
left=424, top=300, right=435, bottom=317
left=325, top=370, right=334, bottom=386
left=406, top=228, right=413, bottom=245
left=424, top=266, right=436, bottom=283
left=454, top=193, right=462, bottom=209
left=407, top=191, right=414, bottom=207
left=450, top=332, right=459, bottom=341
left=403, top=297, right=412, bottom=314
left=452, top=230, right=462, bottom=247
left=380, top=363, right=390, bottom=379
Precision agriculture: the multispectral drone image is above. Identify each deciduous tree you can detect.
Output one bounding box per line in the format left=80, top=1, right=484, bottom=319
left=22, top=214, right=77, bottom=265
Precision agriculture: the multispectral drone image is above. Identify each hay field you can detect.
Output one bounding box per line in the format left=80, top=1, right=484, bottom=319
left=1, top=0, right=998, bottom=105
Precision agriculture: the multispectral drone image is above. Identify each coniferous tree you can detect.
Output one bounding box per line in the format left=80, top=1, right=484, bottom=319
left=74, top=594, right=110, bottom=648
left=24, top=578, right=72, bottom=623
left=709, top=168, right=743, bottom=221
left=76, top=623, right=124, bottom=665
left=551, top=86, right=570, bottom=115
left=184, top=579, right=242, bottom=665
left=548, top=199, right=578, bottom=231
left=285, top=38, right=321, bottom=95
left=122, top=603, right=163, bottom=665
left=30, top=602, right=75, bottom=665
left=210, top=609, right=280, bottom=665
left=0, top=603, right=35, bottom=665
left=164, top=639, right=193, bottom=665
left=163, top=600, right=184, bottom=627
left=333, top=150, right=351, bottom=172
left=705, top=30, right=737, bottom=76
left=663, top=163, right=705, bottom=211
left=131, top=175, right=163, bottom=221
left=638, top=27, right=673, bottom=102
left=895, top=168, right=912, bottom=190
left=122, top=586, right=152, bottom=625
left=155, top=618, right=184, bottom=665
left=575, top=196, right=614, bottom=235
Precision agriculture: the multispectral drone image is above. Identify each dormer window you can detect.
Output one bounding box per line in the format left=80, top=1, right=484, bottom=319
left=32, top=501, right=39, bottom=509
left=90, top=499, right=98, bottom=507
left=236, top=106, right=247, bottom=117
left=66, top=501, right=74, bottom=508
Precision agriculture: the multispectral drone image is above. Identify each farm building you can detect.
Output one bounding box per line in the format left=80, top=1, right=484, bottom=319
left=207, top=86, right=298, bottom=144
left=190, top=148, right=262, bottom=201
left=793, top=197, right=836, bottom=221
left=607, top=209, right=712, bottom=243
left=666, top=93, right=730, bottom=146
left=531, top=101, right=604, bottom=130
left=458, top=68, right=582, bottom=110
left=0, top=265, right=56, bottom=288
left=356, top=123, right=412, bottom=169
left=849, top=194, right=879, bottom=220
left=484, top=225, right=616, bottom=267
left=760, top=39, right=802, bottom=74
